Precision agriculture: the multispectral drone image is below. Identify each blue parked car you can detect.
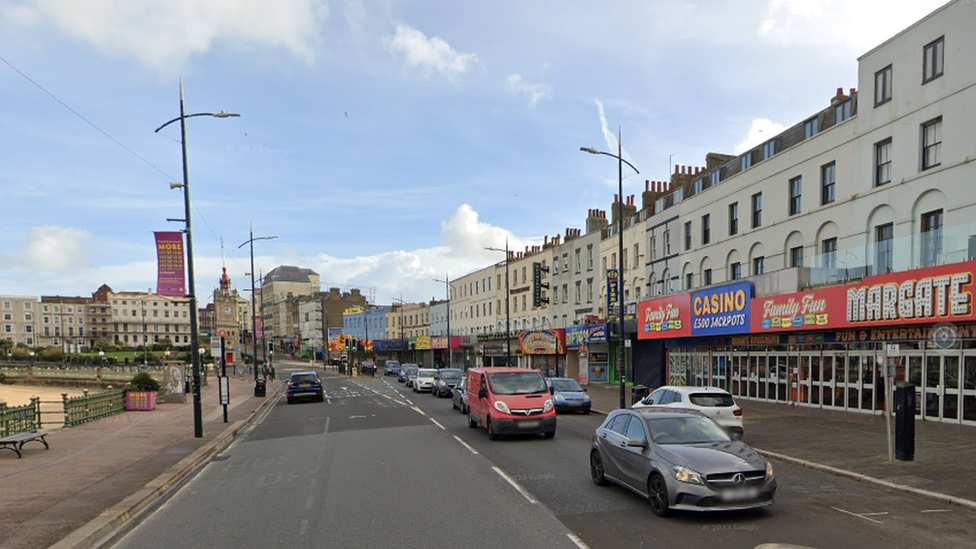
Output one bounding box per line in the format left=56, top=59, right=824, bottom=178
left=384, top=360, right=401, bottom=377
left=546, top=377, right=591, bottom=414
left=398, top=363, right=419, bottom=384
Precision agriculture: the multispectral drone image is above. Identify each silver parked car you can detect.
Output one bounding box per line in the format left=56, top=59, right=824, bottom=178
left=590, top=408, right=775, bottom=516
left=451, top=376, right=468, bottom=413
left=413, top=368, right=437, bottom=392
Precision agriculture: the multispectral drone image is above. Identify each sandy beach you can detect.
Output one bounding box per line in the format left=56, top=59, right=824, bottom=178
left=0, top=385, right=90, bottom=407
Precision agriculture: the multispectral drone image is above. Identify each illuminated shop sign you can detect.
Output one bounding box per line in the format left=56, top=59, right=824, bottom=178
left=691, top=281, right=753, bottom=336
left=565, top=324, right=609, bottom=349
left=638, top=293, right=691, bottom=339
left=518, top=329, right=566, bottom=355
left=750, top=260, right=976, bottom=333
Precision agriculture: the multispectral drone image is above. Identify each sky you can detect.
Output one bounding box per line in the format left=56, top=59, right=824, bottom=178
left=0, top=0, right=951, bottom=306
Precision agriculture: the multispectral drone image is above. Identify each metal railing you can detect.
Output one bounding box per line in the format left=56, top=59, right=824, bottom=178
left=0, top=398, right=41, bottom=437
left=62, top=390, right=126, bottom=428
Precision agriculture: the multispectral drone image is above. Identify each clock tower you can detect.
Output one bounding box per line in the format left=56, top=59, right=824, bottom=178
left=214, top=267, right=242, bottom=346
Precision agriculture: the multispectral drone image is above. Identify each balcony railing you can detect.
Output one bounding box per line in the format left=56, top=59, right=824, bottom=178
left=805, top=222, right=975, bottom=288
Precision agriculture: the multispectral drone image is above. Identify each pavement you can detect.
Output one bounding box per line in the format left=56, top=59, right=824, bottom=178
left=2, top=363, right=975, bottom=549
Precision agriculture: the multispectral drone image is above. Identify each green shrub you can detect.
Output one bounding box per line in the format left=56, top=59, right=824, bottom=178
left=125, top=371, right=160, bottom=392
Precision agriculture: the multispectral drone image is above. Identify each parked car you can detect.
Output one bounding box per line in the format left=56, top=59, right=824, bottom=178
left=467, top=367, right=556, bottom=439
left=403, top=365, right=420, bottom=388
left=413, top=368, right=437, bottom=392
left=432, top=368, right=463, bottom=397
left=546, top=377, right=591, bottom=414
left=633, top=386, right=743, bottom=439
left=452, top=376, right=468, bottom=413
left=399, top=363, right=418, bottom=384
left=590, top=408, right=776, bottom=516
left=286, top=372, right=324, bottom=404
left=360, top=361, right=376, bottom=376
left=384, top=360, right=401, bottom=377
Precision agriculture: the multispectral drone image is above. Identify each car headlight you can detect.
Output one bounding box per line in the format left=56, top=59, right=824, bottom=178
left=583, top=394, right=591, bottom=401
left=671, top=465, right=704, bottom=485
left=543, top=399, right=554, bottom=412
left=765, top=461, right=774, bottom=479
left=494, top=401, right=511, bottom=414
left=554, top=394, right=566, bottom=401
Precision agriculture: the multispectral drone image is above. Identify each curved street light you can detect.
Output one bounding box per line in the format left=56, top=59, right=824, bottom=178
left=485, top=240, right=513, bottom=367
left=239, top=227, right=277, bottom=395
left=580, top=128, right=640, bottom=409
left=433, top=274, right=456, bottom=369
left=155, top=78, right=240, bottom=438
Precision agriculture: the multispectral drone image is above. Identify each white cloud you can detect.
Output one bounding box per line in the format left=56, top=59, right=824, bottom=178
left=734, top=118, right=786, bottom=154
left=758, top=0, right=945, bottom=52
left=506, top=74, right=552, bottom=107
left=22, top=226, right=94, bottom=272
left=2, top=0, right=328, bottom=72
left=385, top=23, right=478, bottom=79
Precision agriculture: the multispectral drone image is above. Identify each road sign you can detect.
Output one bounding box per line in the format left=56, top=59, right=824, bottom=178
left=219, top=329, right=227, bottom=338
left=886, top=344, right=900, bottom=357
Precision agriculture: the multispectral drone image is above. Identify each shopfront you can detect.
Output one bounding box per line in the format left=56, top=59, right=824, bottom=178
left=654, top=261, right=976, bottom=425
left=565, top=324, right=610, bottom=384
left=518, top=329, right=566, bottom=377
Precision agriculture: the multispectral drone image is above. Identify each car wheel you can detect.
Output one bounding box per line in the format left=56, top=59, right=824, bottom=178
left=590, top=450, right=608, bottom=486
left=647, top=474, right=671, bottom=517
left=583, top=409, right=591, bottom=415
left=544, top=430, right=555, bottom=439
left=468, top=413, right=477, bottom=429
left=487, top=419, right=499, bottom=440
left=287, top=397, right=293, bottom=405
left=451, top=399, right=457, bottom=410
left=318, top=395, right=324, bottom=402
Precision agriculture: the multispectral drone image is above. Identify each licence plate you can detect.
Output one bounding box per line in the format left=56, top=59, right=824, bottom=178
left=720, top=487, right=759, bottom=501
left=300, top=383, right=310, bottom=388
left=518, top=420, right=541, bottom=430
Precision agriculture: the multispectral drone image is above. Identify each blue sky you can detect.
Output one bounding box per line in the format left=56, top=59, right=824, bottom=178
left=0, top=0, right=948, bottom=305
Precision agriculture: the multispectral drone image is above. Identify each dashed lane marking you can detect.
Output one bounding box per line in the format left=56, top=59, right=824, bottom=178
left=492, top=466, right=537, bottom=504
left=921, top=509, right=952, bottom=513
left=429, top=418, right=445, bottom=430
left=567, top=533, right=591, bottom=549
left=453, top=436, right=479, bottom=455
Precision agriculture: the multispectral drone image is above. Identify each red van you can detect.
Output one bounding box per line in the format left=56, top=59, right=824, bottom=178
left=466, top=367, right=556, bottom=439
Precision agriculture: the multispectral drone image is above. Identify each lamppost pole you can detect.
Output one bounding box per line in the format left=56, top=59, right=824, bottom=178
left=581, top=128, right=640, bottom=409
left=485, top=240, right=512, bottom=367
left=155, top=79, right=239, bottom=437
left=433, top=274, right=455, bottom=368
left=239, top=227, right=276, bottom=394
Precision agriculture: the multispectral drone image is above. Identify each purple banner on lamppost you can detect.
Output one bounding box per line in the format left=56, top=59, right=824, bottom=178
left=154, top=231, right=186, bottom=297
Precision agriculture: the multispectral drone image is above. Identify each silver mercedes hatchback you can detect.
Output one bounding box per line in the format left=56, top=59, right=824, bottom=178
left=590, top=408, right=775, bottom=516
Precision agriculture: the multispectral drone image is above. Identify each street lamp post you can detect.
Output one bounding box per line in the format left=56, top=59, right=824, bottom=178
left=239, top=227, right=277, bottom=396
left=392, top=295, right=406, bottom=363
left=581, top=128, right=640, bottom=409
left=485, top=240, right=512, bottom=367
left=433, top=274, right=456, bottom=368
left=155, top=79, right=239, bottom=438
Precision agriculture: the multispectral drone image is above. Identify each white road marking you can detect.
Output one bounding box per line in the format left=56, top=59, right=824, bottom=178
left=567, top=533, right=591, bottom=549
left=429, top=418, right=446, bottom=430
left=298, top=519, right=308, bottom=537
left=860, top=512, right=889, bottom=516
left=831, top=506, right=883, bottom=524
left=405, top=399, right=414, bottom=406
left=349, top=415, right=367, bottom=419
left=492, top=466, right=537, bottom=504
left=921, top=509, right=952, bottom=513
left=453, top=436, right=479, bottom=455
left=412, top=406, right=426, bottom=416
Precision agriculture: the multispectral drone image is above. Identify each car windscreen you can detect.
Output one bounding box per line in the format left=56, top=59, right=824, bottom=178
left=487, top=372, right=548, bottom=395
left=291, top=374, right=318, bottom=383
left=688, top=393, right=735, bottom=407
left=417, top=370, right=436, bottom=378
left=439, top=370, right=462, bottom=380
left=386, top=361, right=400, bottom=367
left=550, top=379, right=582, bottom=392
left=646, top=416, right=731, bottom=445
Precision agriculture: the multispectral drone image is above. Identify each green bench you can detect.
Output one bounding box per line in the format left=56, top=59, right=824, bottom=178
left=0, top=431, right=50, bottom=458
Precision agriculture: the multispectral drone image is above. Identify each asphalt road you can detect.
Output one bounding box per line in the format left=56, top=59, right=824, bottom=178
left=108, top=365, right=975, bottom=549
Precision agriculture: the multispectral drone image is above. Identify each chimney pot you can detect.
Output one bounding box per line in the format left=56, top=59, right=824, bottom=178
left=837, top=87, right=844, bottom=96
left=850, top=88, right=856, bottom=95
left=674, top=165, right=679, bottom=174
left=645, top=180, right=649, bottom=191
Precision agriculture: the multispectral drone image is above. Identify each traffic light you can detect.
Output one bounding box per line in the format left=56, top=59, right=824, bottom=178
left=532, top=262, right=550, bottom=308
left=345, top=338, right=350, bottom=350
left=269, top=342, right=274, bottom=354
left=352, top=338, right=359, bottom=351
